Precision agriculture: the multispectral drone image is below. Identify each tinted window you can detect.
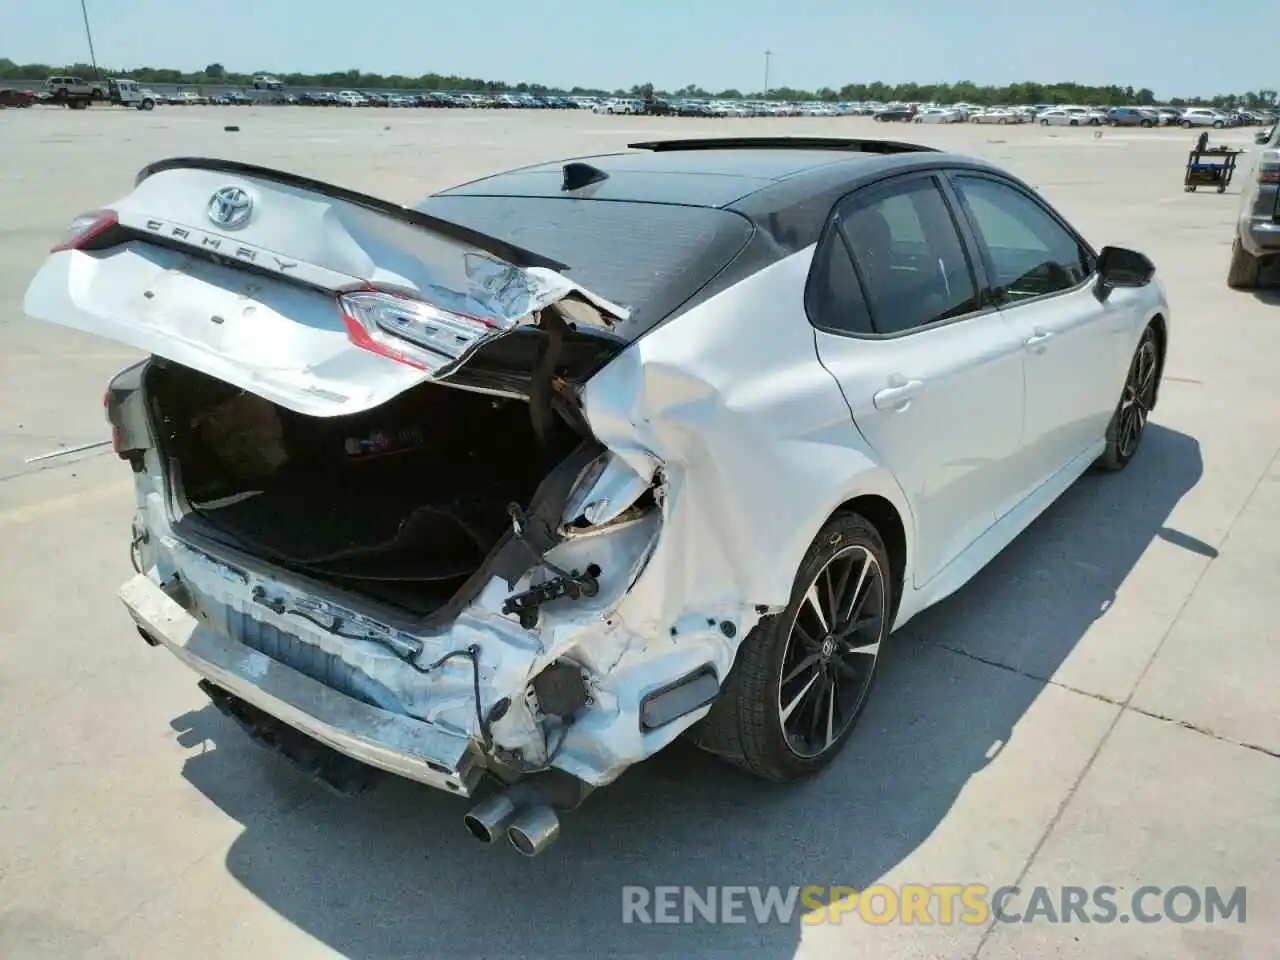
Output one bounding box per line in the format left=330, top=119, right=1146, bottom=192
left=806, top=233, right=873, bottom=335
left=416, top=195, right=753, bottom=318
left=837, top=177, right=980, bottom=335
left=953, top=175, right=1093, bottom=303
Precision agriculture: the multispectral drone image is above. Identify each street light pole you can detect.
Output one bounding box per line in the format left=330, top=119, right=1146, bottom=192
left=763, top=50, right=773, bottom=99
left=80, top=0, right=100, bottom=79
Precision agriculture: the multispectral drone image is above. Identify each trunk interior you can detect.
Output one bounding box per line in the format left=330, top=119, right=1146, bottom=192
left=146, top=360, right=586, bottom=616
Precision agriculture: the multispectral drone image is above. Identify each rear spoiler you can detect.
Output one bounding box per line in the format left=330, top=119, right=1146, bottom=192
left=135, top=157, right=568, bottom=272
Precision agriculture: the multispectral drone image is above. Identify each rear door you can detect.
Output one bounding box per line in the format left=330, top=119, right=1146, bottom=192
left=809, top=172, right=1027, bottom=587
left=946, top=172, right=1126, bottom=498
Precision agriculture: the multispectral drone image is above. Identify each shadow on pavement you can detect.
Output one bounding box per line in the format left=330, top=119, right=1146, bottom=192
left=169, top=424, right=1203, bottom=960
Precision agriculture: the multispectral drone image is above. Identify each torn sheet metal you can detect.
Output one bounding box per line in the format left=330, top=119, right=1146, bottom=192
left=23, top=163, right=630, bottom=419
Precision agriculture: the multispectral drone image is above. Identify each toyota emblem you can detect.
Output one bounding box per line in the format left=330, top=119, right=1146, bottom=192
left=207, top=186, right=254, bottom=229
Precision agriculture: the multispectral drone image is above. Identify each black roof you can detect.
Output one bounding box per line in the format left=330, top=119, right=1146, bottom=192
left=422, top=137, right=1006, bottom=338
left=441, top=141, right=955, bottom=210
left=437, top=139, right=1000, bottom=242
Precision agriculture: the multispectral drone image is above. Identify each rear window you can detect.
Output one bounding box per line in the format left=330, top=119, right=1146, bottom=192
left=416, top=195, right=753, bottom=319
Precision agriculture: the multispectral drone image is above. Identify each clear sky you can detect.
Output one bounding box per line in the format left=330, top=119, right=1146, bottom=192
left=4, top=0, right=1274, bottom=100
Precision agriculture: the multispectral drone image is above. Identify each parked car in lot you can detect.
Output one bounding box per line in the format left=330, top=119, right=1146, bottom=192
left=0, top=88, right=37, bottom=107
left=1179, top=108, right=1229, bottom=128
left=873, top=105, right=915, bottom=122
left=1228, top=121, right=1280, bottom=288
left=971, top=108, right=1023, bottom=125
left=22, top=136, right=1170, bottom=856
left=913, top=107, right=962, bottom=124
left=1106, top=107, right=1158, bottom=127
left=1037, top=108, right=1086, bottom=127
left=336, top=90, right=365, bottom=107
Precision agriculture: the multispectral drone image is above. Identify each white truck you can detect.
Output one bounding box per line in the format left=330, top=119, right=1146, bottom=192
left=107, top=78, right=158, bottom=111
left=45, top=76, right=157, bottom=110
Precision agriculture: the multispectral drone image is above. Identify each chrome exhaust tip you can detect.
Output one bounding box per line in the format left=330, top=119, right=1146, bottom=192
left=463, top=792, right=520, bottom=844
left=506, top=804, right=561, bottom=857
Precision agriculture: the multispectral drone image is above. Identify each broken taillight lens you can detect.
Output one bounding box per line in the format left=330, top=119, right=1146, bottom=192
left=51, top=209, right=118, bottom=253
left=337, top=289, right=505, bottom=374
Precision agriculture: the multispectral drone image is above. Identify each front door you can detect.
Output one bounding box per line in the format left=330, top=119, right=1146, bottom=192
left=947, top=173, right=1128, bottom=500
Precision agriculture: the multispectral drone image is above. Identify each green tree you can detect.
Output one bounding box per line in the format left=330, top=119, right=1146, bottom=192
left=204, top=62, right=225, bottom=79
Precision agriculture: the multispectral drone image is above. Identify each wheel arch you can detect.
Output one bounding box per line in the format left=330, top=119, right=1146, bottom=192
left=1147, top=312, right=1168, bottom=409
left=831, top=493, right=907, bottom=625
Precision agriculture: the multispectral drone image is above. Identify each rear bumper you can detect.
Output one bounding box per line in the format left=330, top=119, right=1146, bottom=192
left=121, top=574, right=482, bottom=797
left=1243, top=219, right=1280, bottom=255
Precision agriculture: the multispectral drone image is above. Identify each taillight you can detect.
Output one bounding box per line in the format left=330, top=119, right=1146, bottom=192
left=51, top=209, right=118, bottom=252
left=337, top=289, right=505, bottom=374
left=103, top=389, right=123, bottom=456
left=1258, top=163, right=1280, bottom=185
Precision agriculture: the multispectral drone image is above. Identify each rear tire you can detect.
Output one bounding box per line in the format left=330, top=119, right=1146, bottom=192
left=1227, top=237, right=1261, bottom=289
left=1180, top=120, right=1192, bottom=128
left=1213, top=120, right=1224, bottom=128
left=1096, top=326, right=1160, bottom=472
left=688, top=512, right=891, bottom=782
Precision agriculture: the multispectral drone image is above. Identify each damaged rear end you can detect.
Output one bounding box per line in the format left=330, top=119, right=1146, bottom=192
left=26, top=159, right=729, bottom=854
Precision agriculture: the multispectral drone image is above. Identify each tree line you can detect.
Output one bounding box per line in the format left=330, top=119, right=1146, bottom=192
left=1, top=58, right=1275, bottom=109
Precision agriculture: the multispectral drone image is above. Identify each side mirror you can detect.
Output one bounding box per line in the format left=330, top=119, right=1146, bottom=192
left=1096, top=246, right=1155, bottom=296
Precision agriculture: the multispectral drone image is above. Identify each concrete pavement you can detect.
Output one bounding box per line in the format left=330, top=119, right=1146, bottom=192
left=0, top=106, right=1275, bottom=959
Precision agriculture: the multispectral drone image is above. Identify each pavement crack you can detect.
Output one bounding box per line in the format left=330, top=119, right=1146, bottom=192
left=1123, top=706, right=1280, bottom=760
left=970, top=442, right=1280, bottom=960
left=927, top=639, right=1125, bottom=708
left=929, top=639, right=1280, bottom=761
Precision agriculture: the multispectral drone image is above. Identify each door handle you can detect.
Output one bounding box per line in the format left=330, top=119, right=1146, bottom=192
left=873, top=379, right=924, bottom=411
left=1024, top=329, right=1054, bottom=351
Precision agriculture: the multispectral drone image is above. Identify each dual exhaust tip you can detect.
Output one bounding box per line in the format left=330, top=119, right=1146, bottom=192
left=463, top=789, right=560, bottom=857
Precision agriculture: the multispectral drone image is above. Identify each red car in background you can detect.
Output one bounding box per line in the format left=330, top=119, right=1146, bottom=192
left=0, top=88, right=37, bottom=107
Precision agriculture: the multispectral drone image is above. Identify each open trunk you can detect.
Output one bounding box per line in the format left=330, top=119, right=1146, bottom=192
left=21, top=158, right=642, bottom=618
left=150, top=359, right=588, bottom=617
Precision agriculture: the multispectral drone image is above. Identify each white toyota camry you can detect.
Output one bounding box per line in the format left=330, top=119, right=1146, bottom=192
left=23, top=137, right=1170, bottom=856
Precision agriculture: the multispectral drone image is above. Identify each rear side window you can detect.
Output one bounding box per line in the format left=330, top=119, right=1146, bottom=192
left=836, top=176, right=981, bottom=335
left=806, top=232, right=873, bottom=335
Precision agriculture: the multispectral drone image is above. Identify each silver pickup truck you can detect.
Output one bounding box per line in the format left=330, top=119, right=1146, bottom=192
left=1229, top=122, right=1280, bottom=287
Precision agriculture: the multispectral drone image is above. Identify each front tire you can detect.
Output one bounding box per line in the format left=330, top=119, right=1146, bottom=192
left=1040, top=119, right=1049, bottom=126
left=1227, top=237, right=1262, bottom=289
left=689, top=513, right=891, bottom=782
left=1097, top=326, right=1160, bottom=472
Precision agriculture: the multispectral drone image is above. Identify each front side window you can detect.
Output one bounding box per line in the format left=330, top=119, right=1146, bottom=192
left=952, top=175, right=1094, bottom=304
left=836, top=177, right=980, bottom=335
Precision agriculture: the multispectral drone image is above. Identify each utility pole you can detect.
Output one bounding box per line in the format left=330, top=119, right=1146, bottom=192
left=763, top=50, right=773, bottom=99
left=80, top=0, right=100, bottom=79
